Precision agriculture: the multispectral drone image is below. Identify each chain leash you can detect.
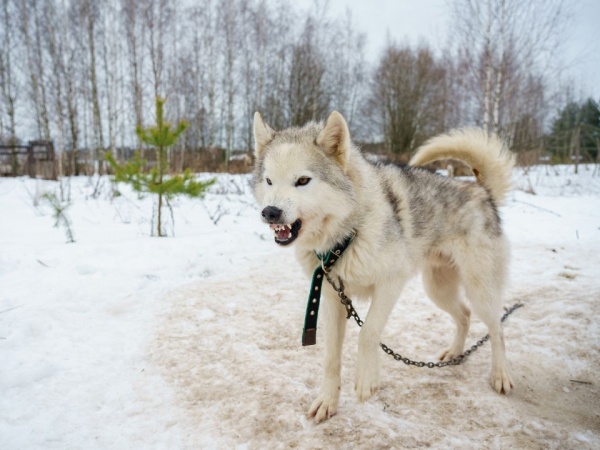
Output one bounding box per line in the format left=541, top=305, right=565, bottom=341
left=324, top=272, right=524, bottom=368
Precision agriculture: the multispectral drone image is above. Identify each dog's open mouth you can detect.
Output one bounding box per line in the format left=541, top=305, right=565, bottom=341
left=270, top=219, right=302, bottom=246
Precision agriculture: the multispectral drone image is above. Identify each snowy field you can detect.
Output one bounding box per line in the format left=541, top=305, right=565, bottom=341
left=1, top=165, right=599, bottom=449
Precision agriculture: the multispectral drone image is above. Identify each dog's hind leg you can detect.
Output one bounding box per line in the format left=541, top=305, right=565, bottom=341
left=466, top=291, right=513, bottom=393
left=459, top=250, right=513, bottom=394
left=423, top=263, right=471, bottom=361
left=355, top=279, right=405, bottom=402
left=308, top=284, right=347, bottom=423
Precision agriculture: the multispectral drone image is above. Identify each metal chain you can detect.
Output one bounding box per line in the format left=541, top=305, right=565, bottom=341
left=324, top=273, right=524, bottom=368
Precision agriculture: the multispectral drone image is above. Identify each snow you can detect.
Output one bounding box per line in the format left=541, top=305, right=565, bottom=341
left=1, top=165, right=599, bottom=449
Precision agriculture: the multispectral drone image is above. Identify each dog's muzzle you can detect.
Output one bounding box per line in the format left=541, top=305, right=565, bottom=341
left=261, top=206, right=302, bottom=246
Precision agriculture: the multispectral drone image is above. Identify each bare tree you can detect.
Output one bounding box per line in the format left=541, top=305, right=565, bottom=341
left=144, top=0, right=166, bottom=100
left=204, top=0, right=218, bottom=148
left=369, top=42, right=447, bottom=155
left=19, top=0, right=51, bottom=139
left=0, top=0, right=19, bottom=145
left=81, top=0, right=105, bottom=172
left=261, top=1, right=295, bottom=130
left=325, top=9, right=367, bottom=131
left=218, top=0, right=239, bottom=168
left=122, top=0, right=145, bottom=154
left=182, top=3, right=208, bottom=152
left=102, top=0, right=121, bottom=160
left=64, top=1, right=84, bottom=175
left=42, top=1, right=66, bottom=175
left=288, top=16, right=329, bottom=126
left=451, top=0, right=570, bottom=143
left=239, top=0, right=268, bottom=152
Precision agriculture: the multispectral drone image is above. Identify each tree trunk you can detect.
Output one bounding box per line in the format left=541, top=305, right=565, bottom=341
left=482, top=0, right=494, bottom=133
left=206, top=0, right=216, bottom=148
left=123, top=0, right=144, bottom=159
left=157, top=143, right=165, bottom=236
left=86, top=0, right=104, bottom=174
left=45, top=2, right=66, bottom=177
left=103, top=2, right=118, bottom=163
left=157, top=191, right=163, bottom=236
left=492, top=68, right=503, bottom=134
left=20, top=0, right=44, bottom=138
left=573, top=126, right=580, bottom=174
left=33, top=1, right=51, bottom=139
left=0, top=0, right=17, bottom=147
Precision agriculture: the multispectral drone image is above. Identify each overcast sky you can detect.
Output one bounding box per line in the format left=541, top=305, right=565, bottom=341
left=296, top=0, right=600, bottom=101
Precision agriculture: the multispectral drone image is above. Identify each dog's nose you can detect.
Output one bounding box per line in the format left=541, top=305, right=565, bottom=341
left=262, top=206, right=282, bottom=223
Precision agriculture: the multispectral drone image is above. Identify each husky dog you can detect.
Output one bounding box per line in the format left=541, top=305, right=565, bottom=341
left=252, top=111, right=515, bottom=423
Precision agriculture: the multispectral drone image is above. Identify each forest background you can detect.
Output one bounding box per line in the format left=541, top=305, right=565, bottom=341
left=0, top=0, right=598, bottom=176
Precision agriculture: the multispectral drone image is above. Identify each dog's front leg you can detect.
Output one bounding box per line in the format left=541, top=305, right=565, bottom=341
left=355, top=281, right=404, bottom=402
left=307, top=284, right=347, bottom=423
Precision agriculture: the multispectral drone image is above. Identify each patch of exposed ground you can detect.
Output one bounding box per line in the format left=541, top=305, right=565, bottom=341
left=151, top=253, right=600, bottom=449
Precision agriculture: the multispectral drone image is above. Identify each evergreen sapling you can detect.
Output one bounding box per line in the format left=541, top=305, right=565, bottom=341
left=107, top=97, right=215, bottom=236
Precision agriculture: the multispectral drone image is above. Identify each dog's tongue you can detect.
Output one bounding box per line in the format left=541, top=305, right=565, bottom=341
left=270, top=224, right=292, bottom=241
left=276, top=228, right=291, bottom=240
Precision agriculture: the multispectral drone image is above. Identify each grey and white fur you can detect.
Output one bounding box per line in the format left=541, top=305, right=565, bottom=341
left=252, top=111, right=516, bottom=423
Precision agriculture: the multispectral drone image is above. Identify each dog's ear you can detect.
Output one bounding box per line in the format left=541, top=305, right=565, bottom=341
left=317, top=111, right=350, bottom=170
left=253, top=112, right=275, bottom=157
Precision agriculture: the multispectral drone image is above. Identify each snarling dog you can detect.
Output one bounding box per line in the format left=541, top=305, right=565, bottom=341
left=252, top=111, right=515, bottom=423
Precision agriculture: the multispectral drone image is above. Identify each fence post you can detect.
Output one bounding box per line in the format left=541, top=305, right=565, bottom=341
left=27, top=142, right=36, bottom=178
left=49, top=141, right=58, bottom=180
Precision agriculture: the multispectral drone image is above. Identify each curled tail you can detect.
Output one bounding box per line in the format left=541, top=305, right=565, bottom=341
left=409, top=128, right=515, bottom=205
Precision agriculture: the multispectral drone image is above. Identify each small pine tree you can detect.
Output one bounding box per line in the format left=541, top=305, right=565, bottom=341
left=107, top=97, right=215, bottom=236
left=42, top=192, right=75, bottom=243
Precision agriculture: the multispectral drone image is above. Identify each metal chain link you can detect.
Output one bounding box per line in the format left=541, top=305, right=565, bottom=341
left=325, top=273, right=524, bottom=368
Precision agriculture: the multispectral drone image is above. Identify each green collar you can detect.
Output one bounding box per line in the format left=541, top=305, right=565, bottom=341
left=302, top=231, right=356, bottom=346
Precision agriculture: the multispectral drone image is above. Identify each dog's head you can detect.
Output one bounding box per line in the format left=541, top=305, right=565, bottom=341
left=252, top=111, right=356, bottom=250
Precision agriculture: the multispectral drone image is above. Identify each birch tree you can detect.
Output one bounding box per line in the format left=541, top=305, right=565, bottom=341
left=451, top=0, right=570, bottom=142
left=239, top=0, right=268, bottom=152
left=122, top=0, right=145, bottom=153
left=82, top=0, right=105, bottom=172
left=19, top=0, right=51, bottom=139
left=64, top=1, right=84, bottom=175
left=325, top=9, right=366, bottom=131
left=218, top=0, right=240, bottom=168
left=0, top=0, right=19, bottom=145
left=102, top=0, right=121, bottom=160
left=42, top=1, right=66, bottom=175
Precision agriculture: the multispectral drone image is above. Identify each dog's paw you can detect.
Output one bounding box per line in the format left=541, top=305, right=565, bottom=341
left=491, top=367, right=514, bottom=394
left=438, top=346, right=463, bottom=362
left=355, top=363, right=379, bottom=402
left=308, top=392, right=339, bottom=424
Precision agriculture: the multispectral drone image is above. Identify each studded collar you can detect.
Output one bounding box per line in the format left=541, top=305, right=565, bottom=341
left=302, top=231, right=356, bottom=346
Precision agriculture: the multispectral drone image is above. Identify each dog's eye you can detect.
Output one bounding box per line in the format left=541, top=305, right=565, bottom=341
left=266, top=178, right=272, bottom=185
left=295, top=177, right=311, bottom=187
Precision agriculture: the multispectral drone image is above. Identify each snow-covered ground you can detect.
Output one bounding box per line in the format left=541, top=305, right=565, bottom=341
left=0, top=165, right=599, bottom=449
